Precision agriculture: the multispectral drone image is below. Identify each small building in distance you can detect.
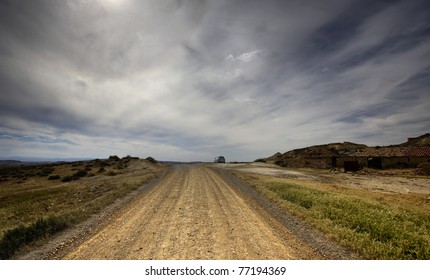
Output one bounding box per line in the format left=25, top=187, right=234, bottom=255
left=347, top=146, right=430, bottom=169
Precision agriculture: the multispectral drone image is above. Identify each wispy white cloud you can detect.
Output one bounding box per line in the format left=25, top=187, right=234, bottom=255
left=226, top=50, right=263, bottom=63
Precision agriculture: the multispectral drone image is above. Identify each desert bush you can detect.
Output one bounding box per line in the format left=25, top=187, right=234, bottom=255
left=109, top=155, right=120, bottom=161
left=61, top=175, right=74, bottom=182
left=254, top=158, right=266, bottom=163
left=36, top=167, right=54, bottom=177
left=274, top=160, right=287, bottom=167
left=61, top=170, right=88, bottom=182
left=146, top=157, right=157, bottom=164
left=13, top=173, right=27, bottom=179
left=73, top=170, right=88, bottom=178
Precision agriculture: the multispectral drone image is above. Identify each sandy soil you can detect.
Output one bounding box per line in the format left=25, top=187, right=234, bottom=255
left=218, top=163, right=430, bottom=195
left=62, top=165, right=322, bottom=260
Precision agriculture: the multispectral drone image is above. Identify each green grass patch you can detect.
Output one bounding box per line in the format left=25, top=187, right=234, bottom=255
left=0, top=216, right=68, bottom=259
left=247, top=177, right=430, bottom=259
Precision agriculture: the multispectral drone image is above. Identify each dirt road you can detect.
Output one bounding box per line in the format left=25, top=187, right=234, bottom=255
left=64, top=165, right=321, bottom=260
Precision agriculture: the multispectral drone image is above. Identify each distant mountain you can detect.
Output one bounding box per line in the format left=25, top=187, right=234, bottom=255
left=0, top=160, right=24, bottom=166
left=0, top=156, right=93, bottom=163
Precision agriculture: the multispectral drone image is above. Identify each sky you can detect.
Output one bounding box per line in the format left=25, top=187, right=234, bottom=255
left=0, top=0, right=429, bottom=162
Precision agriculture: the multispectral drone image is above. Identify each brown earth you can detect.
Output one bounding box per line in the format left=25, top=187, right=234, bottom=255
left=61, top=165, right=331, bottom=260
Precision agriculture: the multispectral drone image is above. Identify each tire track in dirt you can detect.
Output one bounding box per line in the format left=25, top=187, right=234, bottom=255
left=64, top=165, right=322, bottom=259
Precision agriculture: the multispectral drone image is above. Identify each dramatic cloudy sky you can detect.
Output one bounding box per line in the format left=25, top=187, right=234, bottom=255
left=0, top=0, right=429, bottom=161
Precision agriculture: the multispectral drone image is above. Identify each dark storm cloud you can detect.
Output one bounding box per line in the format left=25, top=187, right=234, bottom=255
left=0, top=0, right=429, bottom=160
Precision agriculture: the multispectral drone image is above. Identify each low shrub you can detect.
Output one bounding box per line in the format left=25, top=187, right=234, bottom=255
left=73, top=170, right=88, bottom=178
left=61, top=176, right=74, bottom=182
left=109, top=155, right=120, bottom=161
left=146, top=157, right=157, bottom=164
left=61, top=170, right=88, bottom=182
left=36, top=167, right=54, bottom=177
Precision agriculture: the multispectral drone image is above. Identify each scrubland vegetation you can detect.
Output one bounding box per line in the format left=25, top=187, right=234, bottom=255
left=0, top=156, right=161, bottom=259
left=237, top=173, right=430, bottom=259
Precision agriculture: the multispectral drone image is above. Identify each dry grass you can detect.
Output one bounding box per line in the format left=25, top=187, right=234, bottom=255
left=0, top=157, right=164, bottom=259
left=234, top=172, right=430, bottom=259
